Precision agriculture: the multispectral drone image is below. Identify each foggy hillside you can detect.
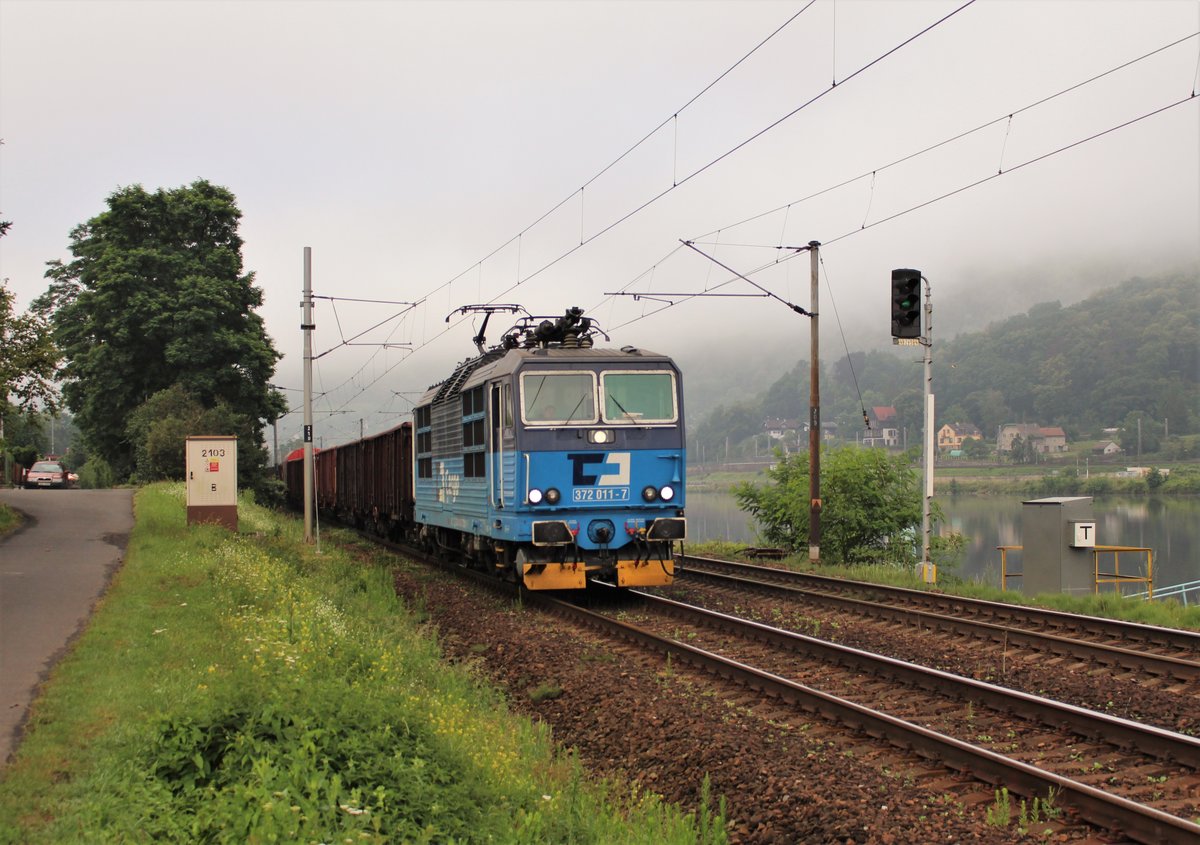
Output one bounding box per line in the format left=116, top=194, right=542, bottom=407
left=680, top=268, right=1199, bottom=453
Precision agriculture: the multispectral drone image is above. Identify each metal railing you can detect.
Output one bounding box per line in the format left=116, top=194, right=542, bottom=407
left=1127, top=579, right=1200, bottom=606
left=998, top=544, right=1154, bottom=598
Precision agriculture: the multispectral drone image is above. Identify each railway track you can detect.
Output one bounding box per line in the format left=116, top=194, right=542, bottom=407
left=378, top=535, right=1200, bottom=842
left=676, top=554, right=1200, bottom=687
left=547, top=586, right=1200, bottom=845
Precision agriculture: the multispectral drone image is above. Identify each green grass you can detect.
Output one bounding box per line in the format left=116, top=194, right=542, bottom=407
left=684, top=540, right=1200, bottom=631
left=0, top=503, right=20, bottom=539
left=0, top=484, right=727, bottom=844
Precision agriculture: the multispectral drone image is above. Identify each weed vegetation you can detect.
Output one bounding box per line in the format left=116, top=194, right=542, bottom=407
left=0, top=484, right=726, bottom=844
left=685, top=541, right=1200, bottom=631
left=0, top=503, right=19, bottom=539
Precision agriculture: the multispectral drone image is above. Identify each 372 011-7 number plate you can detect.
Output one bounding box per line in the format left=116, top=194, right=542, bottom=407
left=572, top=488, right=630, bottom=503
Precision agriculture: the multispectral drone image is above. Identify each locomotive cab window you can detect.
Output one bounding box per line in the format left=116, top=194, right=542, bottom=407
left=520, top=371, right=597, bottom=425
left=600, top=371, right=677, bottom=424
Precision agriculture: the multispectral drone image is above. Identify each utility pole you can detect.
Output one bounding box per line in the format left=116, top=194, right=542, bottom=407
left=302, top=247, right=315, bottom=544
left=616, top=238, right=822, bottom=556
left=808, top=241, right=821, bottom=564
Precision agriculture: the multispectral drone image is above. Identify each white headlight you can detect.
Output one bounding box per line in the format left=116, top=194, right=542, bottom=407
left=528, top=488, right=544, bottom=504
left=659, top=485, right=675, bottom=502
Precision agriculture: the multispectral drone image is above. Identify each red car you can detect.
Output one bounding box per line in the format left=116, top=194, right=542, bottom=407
left=24, top=461, right=70, bottom=489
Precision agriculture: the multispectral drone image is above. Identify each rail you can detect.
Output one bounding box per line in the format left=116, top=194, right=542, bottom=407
left=998, top=544, right=1154, bottom=598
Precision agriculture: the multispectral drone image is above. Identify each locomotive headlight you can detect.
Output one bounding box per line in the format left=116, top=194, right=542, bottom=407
left=659, top=485, right=676, bottom=502
left=545, top=487, right=561, bottom=505
left=528, top=488, right=544, bottom=505
left=588, top=429, right=612, bottom=444
left=641, top=485, right=658, bottom=502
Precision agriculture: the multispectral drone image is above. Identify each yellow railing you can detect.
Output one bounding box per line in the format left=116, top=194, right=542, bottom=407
left=998, top=545, right=1022, bottom=590
left=997, top=544, right=1153, bottom=598
left=1094, top=545, right=1154, bottom=599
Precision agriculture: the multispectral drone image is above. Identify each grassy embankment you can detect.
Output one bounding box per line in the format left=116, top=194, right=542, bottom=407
left=0, top=484, right=726, bottom=844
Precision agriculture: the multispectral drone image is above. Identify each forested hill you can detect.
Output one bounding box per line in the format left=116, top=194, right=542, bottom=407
left=937, top=273, right=1197, bottom=436
left=688, top=272, right=1198, bottom=459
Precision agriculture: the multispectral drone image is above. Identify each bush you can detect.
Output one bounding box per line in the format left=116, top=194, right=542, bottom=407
left=734, top=446, right=926, bottom=565
left=77, top=457, right=115, bottom=489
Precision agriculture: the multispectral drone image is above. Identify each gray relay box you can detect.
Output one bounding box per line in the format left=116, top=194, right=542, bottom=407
left=1020, top=496, right=1095, bottom=596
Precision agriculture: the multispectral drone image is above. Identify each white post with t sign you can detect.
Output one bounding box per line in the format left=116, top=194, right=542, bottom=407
left=186, top=436, right=238, bottom=531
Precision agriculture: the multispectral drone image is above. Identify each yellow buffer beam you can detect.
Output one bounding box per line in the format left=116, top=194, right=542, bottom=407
left=522, top=562, right=587, bottom=590
left=617, top=558, right=675, bottom=587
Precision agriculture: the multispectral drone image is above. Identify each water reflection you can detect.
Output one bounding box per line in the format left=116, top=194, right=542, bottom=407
left=685, top=489, right=1200, bottom=590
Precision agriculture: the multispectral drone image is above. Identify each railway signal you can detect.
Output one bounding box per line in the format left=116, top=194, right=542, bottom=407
left=890, top=267, right=934, bottom=583
left=891, top=268, right=922, bottom=339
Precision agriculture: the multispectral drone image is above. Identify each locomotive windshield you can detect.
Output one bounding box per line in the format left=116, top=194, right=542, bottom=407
left=521, top=371, right=597, bottom=424
left=601, top=371, right=677, bottom=424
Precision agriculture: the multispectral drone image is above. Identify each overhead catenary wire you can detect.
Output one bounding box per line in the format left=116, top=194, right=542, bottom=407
left=301, top=5, right=828, bottom=421
left=594, top=29, right=1200, bottom=331
left=301, top=9, right=1195, bottom=443
left=604, top=87, right=1198, bottom=337
left=685, top=30, right=1200, bottom=247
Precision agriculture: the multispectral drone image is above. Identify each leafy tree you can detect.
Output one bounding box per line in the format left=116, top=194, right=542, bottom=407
left=1145, top=467, right=1165, bottom=491
left=127, top=382, right=274, bottom=496
left=1118, top=412, right=1161, bottom=456
left=1008, top=434, right=1037, bottom=465
left=2, top=220, right=60, bottom=482
left=1, top=282, right=58, bottom=417
left=961, top=436, right=992, bottom=460
left=734, top=446, right=923, bottom=564
left=35, top=181, right=285, bottom=479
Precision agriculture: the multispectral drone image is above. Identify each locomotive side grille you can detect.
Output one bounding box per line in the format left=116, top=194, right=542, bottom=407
left=431, top=399, right=463, bottom=458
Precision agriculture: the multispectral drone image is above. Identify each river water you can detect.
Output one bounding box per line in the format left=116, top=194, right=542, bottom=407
left=685, top=489, right=1200, bottom=593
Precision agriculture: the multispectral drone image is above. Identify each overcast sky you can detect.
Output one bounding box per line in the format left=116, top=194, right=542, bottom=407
left=2, top=0, right=1197, bottom=446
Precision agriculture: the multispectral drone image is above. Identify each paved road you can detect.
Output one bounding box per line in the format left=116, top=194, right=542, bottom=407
left=0, top=487, right=134, bottom=764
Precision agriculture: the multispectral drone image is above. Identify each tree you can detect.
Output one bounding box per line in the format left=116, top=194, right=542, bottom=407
left=1, top=236, right=58, bottom=415
left=126, top=384, right=271, bottom=491
left=35, top=181, right=285, bottom=479
left=2, top=257, right=59, bottom=416
left=734, top=446, right=923, bottom=564
left=2, top=221, right=60, bottom=482
left=961, top=436, right=992, bottom=460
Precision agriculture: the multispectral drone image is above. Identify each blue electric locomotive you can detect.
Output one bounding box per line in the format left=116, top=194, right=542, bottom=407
left=412, top=307, right=685, bottom=589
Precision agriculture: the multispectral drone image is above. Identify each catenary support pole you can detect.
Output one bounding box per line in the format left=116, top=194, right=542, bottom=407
left=302, top=247, right=315, bottom=544
left=809, top=241, right=821, bottom=563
